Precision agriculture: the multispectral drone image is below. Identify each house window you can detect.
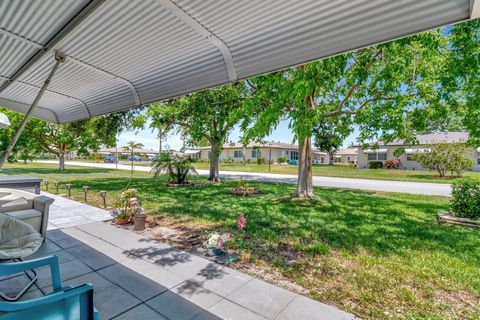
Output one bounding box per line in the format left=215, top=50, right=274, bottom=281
left=321, top=158, right=324, bottom=163
left=251, top=150, right=261, bottom=158
left=290, top=151, right=299, bottom=161
left=207, top=151, right=211, bottom=159
left=478, top=155, right=480, bottom=165
left=368, top=152, right=387, bottom=161
left=347, top=156, right=351, bottom=161
left=234, top=150, right=243, bottom=158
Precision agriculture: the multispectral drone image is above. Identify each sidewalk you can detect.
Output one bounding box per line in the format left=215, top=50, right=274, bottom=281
left=36, top=160, right=452, bottom=196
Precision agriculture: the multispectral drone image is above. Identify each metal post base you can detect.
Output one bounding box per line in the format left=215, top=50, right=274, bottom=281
left=0, top=260, right=38, bottom=302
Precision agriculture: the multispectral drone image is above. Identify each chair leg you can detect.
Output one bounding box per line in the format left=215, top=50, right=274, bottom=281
left=0, top=260, right=38, bottom=302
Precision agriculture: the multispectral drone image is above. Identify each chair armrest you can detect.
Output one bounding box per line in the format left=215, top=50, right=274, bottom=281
left=0, top=283, right=94, bottom=313
left=0, top=256, right=62, bottom=291
left=33, top=195, right=54, bottom=212
left=33, top=195, right=54, bottom=240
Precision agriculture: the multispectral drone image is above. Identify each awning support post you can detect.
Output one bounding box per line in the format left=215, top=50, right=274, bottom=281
left=0, top=52, right=66, bottom=169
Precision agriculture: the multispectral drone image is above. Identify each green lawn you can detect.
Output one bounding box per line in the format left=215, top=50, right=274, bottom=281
left=191, top=162, right=480, bottom=184
left=2, top=163, right=479, bottom=319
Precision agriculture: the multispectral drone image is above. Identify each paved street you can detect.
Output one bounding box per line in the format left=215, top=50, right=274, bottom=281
left=36, top=160, right=452, bottom=196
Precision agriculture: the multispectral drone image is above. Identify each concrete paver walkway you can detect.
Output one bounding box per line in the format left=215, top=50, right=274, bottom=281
left=46, top=192, right=112, bottom=230
left=17, top=221, right=354, bottom=319
left=37, top=160, right=452, bottom=196
left=6, top=192, right=354, bottom=319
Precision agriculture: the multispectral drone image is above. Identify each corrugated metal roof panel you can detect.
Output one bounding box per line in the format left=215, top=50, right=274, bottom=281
left=0, top=0, right=475, bottom=123
left=0, top=0, right=89, bottom=44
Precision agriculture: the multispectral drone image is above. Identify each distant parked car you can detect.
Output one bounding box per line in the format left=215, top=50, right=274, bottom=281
left=103, top=155, right=118, bottom=163
left=127, top=155, right=142, bottom=161
left=288, top=160, right=298, bottom=165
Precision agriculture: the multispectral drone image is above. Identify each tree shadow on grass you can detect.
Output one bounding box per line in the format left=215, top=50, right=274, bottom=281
left=32, top=172, right=480, bottom=264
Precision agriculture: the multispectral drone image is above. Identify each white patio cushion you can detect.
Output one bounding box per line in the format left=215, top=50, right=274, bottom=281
left=0, top=214, right=43, bottom=260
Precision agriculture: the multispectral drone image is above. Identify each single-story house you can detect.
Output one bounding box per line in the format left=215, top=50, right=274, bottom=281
left=186, top=142, right=332, bottom=164
left=355, top=132, right=480, bottom=171
left=98, top=147, right=159, bottom=157
left=334, top=148, right=358, bottom=164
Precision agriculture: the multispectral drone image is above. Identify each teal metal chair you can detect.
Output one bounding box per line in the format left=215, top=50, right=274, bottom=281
left=0, top=255, right=99, bottom=320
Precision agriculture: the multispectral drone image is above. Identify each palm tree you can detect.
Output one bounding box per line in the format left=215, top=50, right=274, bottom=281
left=123, top=141, right=144, bottom=174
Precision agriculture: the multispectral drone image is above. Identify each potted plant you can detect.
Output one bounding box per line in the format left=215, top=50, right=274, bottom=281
left=110, top=188, right=146, bottom=227
left=151, top=153, right=197, bottom=187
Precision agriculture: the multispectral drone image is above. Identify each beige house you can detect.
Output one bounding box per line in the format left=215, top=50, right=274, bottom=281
left=186, top=142, right=333, bottom=164
left=356, top=132, right=480, bottom=171
left=334, top=148, right=358, bottom=164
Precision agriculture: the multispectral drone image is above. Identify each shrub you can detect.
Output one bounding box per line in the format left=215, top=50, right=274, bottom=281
left=415, top=143, right=473, bottom=177
left=348, top=162, right=357, bottom=169
left=89, top=152, right=103, bottom=163
left=278, top=156, right=286, bottom=164
left=384, top=158, right=401, bottom=169
left=233, top=179, right=255, bottom=191
left=151, top=153, right=197, bottom=184
left=257, top=157, right=265, bottom=164
left=451, top=178, right=480, bottom=219
left=368, top=161, right=383, bottom=169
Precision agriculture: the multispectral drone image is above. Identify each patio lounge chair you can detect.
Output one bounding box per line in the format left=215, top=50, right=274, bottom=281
left=0, top=188, right=54, bottom=240
left=0, top=256, right=99, bottom=320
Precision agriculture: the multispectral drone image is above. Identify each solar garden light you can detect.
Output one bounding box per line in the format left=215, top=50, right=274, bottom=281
left=82, top=186, right=89, bottom=202
left=54, top=181, right=60, bottom=194
left=65, top=184, right=72, bottom=197
left=44, top=180, right=49, bottom=191
left=99, top=190, right=107, bottom=208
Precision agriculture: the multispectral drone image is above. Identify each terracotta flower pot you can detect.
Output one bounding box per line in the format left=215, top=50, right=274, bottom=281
left=134, top=213, right=148, bottom=231
left=115, top=218, right=130, bottom=225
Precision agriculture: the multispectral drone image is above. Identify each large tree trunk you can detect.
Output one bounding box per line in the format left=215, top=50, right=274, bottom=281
left=295, top=135, right=314, bottom=197
left=328, top=151, right=334, bottom=165
left=58, top=147, right=65, bottom=171
left=209, top=142, right=220, bottom=182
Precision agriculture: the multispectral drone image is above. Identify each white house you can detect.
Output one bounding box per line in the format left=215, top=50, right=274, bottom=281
left=185, top=142, right=331, bottom=164
left=355, top=132, right=480, bottom=171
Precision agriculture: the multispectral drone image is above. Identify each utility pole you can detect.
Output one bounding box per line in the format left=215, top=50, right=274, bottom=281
left=268, top=143, right=272, bottom=172
left=158, top=129, right=162, bottom=155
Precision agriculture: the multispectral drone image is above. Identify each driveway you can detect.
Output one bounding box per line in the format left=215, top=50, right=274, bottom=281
left=35, top=160, right=451, bottom=196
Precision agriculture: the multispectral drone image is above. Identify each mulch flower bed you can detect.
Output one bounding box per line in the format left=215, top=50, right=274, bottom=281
left=166, top=182, right=195, bottom=188
left=228, top=189, right=261, bottom=196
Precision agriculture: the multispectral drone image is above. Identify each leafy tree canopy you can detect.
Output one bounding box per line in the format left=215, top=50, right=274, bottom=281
left=145, top=83, right=247, bottom=181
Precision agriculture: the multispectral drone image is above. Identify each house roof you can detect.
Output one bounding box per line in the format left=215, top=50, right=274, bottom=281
left=356, top=132, right=471, bottom=147
left=194, top=142, right=299, bottom=150
left=335, top=148, right=358, bottom=155
left=0, top=1, right=475, bottom=123
left=99, top=147, right=159, bottom=154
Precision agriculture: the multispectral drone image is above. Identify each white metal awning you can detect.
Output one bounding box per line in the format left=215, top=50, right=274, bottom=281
left=0, top=0, right=477, bottom=124
left=364, top=149, right=388, bottom=154
left=184, top=150, right=201, bottom=155
left=0, top=112, right=10, bottom=129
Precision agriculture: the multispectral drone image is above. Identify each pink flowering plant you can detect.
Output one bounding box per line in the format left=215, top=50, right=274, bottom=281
left=110, top=188, right=144, bottom=220
left=237, top=213, right=247, bottom=230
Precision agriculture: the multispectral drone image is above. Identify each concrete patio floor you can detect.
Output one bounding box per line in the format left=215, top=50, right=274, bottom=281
left=2, top=196, right=355, bottom=319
